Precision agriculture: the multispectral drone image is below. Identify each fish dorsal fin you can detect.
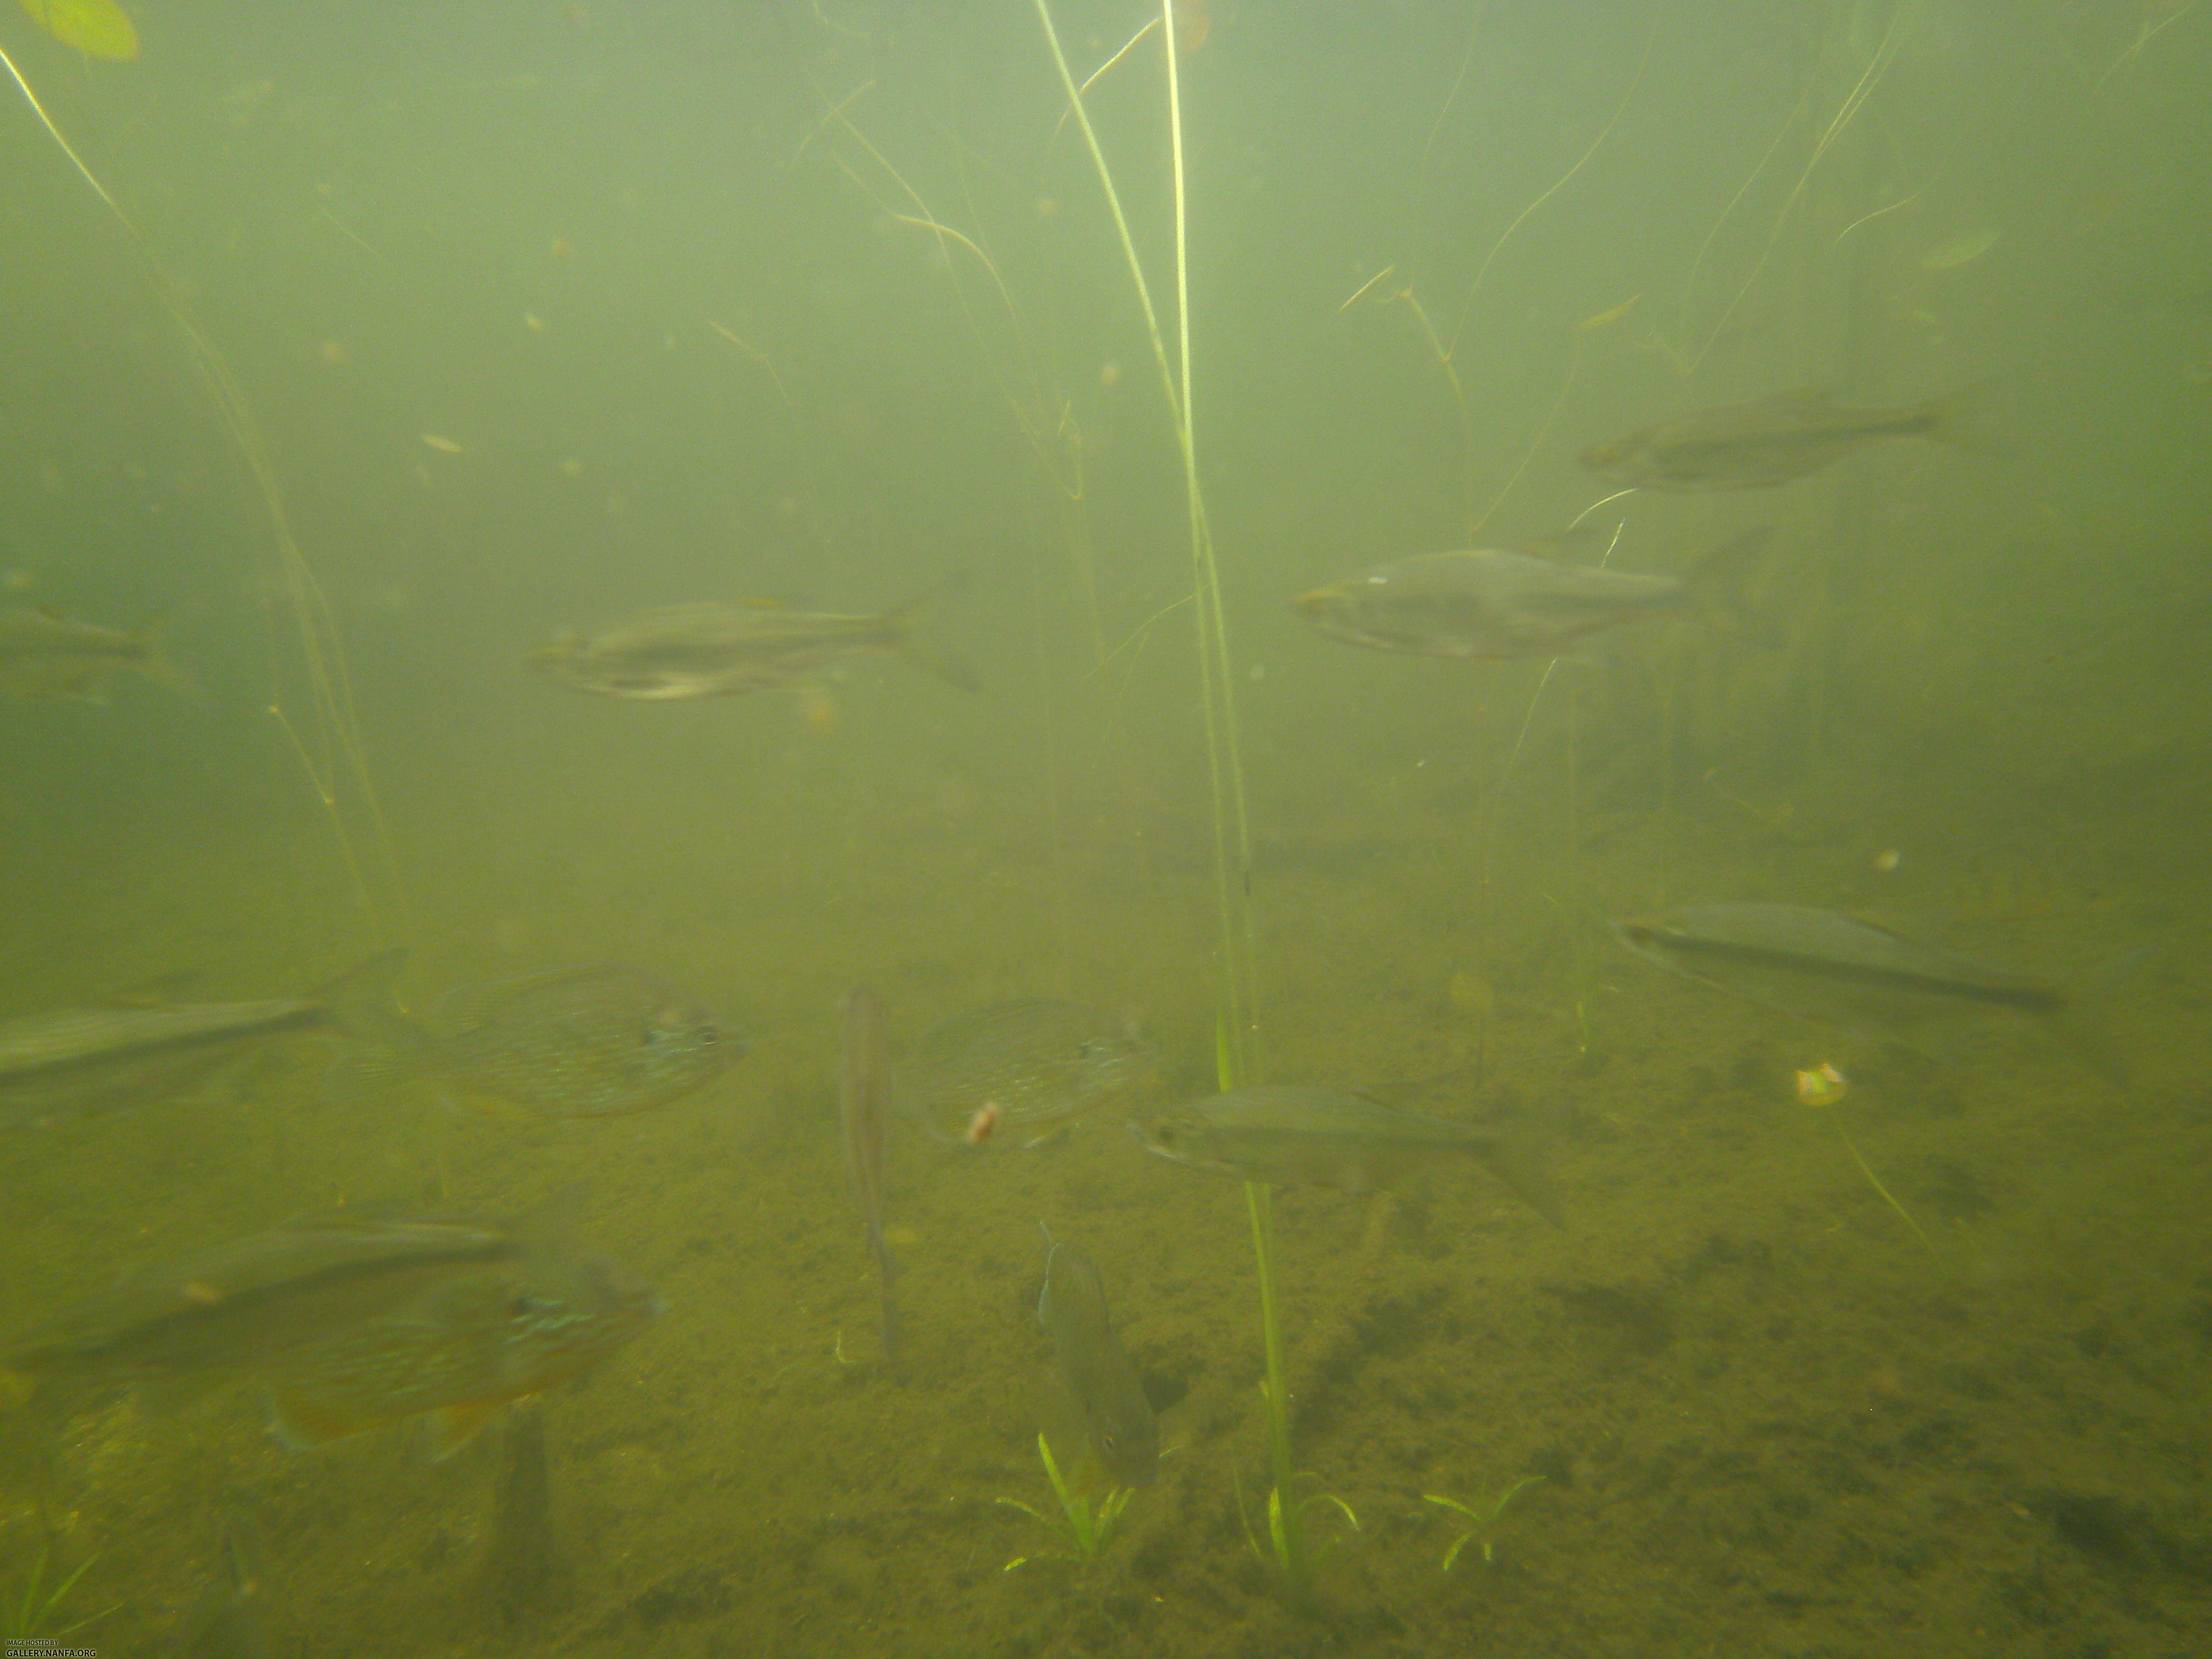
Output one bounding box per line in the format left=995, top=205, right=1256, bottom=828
left=428, top=963, right=644, bottom=1028
left=102, top=968, right=204, bottom=1007
left=1512, top=523, right=1616, bottom=563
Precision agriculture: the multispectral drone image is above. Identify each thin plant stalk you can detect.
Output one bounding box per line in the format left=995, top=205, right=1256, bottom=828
left=1032, top=0, right=1291, bottom=1587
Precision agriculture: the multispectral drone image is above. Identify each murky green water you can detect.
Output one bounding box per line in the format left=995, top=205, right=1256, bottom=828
left=3, top=3, right=2208, bottom=1654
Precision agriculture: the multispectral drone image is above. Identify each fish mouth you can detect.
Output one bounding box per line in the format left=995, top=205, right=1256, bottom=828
left=1290, top=585, right=1347, bottom=618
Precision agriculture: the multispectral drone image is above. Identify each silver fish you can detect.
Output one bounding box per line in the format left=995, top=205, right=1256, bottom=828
left=903, top=999, right=1160, bottom=1146
left=0, top=952, right=403, bottom=1124
left=1610, top=903, right=2116, bottom=1074
left=1581, top=389, right=1963, bottom=490
left=839, top=988, right=898, bottom=1360
left=1036, top=1227, right=1157, bottom=1488
left=529, top=582, right=974, bottom=701
left=339, top=963, right=738, bottom=1119
left=1293, top=528, right=1772, bottom=660
left=4, top=1215, right=524, bottom=1401
left=1138, top=1087, right=1564, bottom=1225
left=0, top=606, right=174, bottom=700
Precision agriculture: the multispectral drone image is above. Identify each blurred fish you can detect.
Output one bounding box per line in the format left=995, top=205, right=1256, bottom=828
left=529, top=579, right=976, bottom=701
left=1581, top=389, right=1967, bottom=490
left=839, top=988, right=899, bottom=1360
left=0, top=606, right=175, bottom=701
left=335, top=963, right=737, bottom=1119
left=1139, top=1087, right=1564, bottom=1225
left=0, top=952, right=405, bottom=1124
left=480, top=1401, right=567, bottom=1624
left=3, top=1215, right=523, bottom=1404
left=902, top=1000, right=1160, bottom=1147
left=1921, top=228, right=1999, bottom=271
left=264, top=1238, right=659, bottom=1458
left=1036, top=1226, right=1157, bottom=1488
left=1293, top=527, right=1775, bottom=661
left=19, top=0, right=139, bottom=61
left=175, top=1515, right=271, bottom=1659
left=1610, top=902, right=2120, bottom=1077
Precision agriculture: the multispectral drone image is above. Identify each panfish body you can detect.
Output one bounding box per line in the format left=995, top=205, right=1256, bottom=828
left=903, top=999, right=1160, bottom=1144
left=0, top=606, right=170, bottom=700
left=1140, top=1087, right=1563, bottom=1224
left=352, top=964, right=738, bottom=1119
left=1036, top=1232, right=1157, bottom=1488
left=265, top=1248, right=659, bottom=1457
left=1581, top=391, right=1956, bottom=490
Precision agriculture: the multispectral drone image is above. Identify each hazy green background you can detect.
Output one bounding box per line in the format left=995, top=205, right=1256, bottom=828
left=2, top=2, right=2207, bottom=1655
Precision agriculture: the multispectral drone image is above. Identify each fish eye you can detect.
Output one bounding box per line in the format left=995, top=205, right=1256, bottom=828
left=1100, top=1432, right=1117, bottom=1454
left=695, top=1028, right=718, bottom=1046
left=1153, top=1123, right=1177, bottom=1144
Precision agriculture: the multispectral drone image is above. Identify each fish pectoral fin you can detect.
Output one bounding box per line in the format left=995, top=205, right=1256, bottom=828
left=427, top=1400, right=503, bottom=1460
left=1469, top=1137, right=1567, bottom=1229
left=267, top=1391, right=364, bottom=1450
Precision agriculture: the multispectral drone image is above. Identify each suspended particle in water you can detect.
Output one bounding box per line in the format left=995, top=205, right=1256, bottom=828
left=421, top=433, right=463, bottom=454
left=559, top=458, right=583, bottom=479
left=963, top=1101, right=1001, bottom=1146
left=1037, top=197, right=1061, bottom=219
left=524, top=312, right=547, bottom=333
left=1099, top=360, right=1121, bottom=388
left=318, top=339, right=348, bottom=364
left=550, top=236, right=575, bottom=263
left=1874, top=848, right=1901, bottom=872
left=799, top=685, right=839, bottom=735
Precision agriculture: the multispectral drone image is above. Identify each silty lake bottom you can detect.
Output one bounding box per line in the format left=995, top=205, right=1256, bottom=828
left=1, top=1, right=2208, bottom=1656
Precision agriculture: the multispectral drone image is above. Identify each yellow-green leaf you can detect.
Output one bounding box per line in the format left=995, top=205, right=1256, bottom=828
left=19, top=0, right=140, bottom=61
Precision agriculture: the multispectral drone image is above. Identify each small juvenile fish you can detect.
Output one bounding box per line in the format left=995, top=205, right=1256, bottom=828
left=1581, top=389, right=1965, bottom=490
left=1139, top=1087, right=1564, bottom=1225
left=175, top=1515, right=272, bottom=1659
left=4, top=1215, right=524, bottom=1400
left=1610, top=902, right=2118, bottom=1077
left=1293, top=527, right=1774, bottom=661
left=1036, top=1228, right=1157, bottom=1488
left=0, top=606, right=175, bottom=700
left=902, top=999, right=1160, bottom=1146
left=338, top=963, right=737, bottom=1119
left=529, top=580, right=975, bottom=701
left=0, top=952, right=404, bottom=1124
left=839, top=988, right=899, bottom=1360
left=264, top=1246, right=659, bottom=1458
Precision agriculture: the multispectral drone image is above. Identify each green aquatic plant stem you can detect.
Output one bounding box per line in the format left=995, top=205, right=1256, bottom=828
left=1030, top=0, right=1259, bottom=1079
left=997, top=1434, right=1134, bottom=1568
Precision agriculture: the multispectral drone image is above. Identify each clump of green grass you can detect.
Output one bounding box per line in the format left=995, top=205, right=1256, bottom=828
left=997, top=1434, right=1134, bottom=1569
left=1426, top=1476, right=1547, bottom=1570
left=4, top=1543, right=109, bottom=1641
left=1234, top=1463, right=1359, bottom=1579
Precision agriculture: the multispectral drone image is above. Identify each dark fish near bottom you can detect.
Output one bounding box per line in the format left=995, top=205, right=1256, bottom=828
left=1140, top=1087, right=1565, bottom=1226
left=839, top=988, right=899, bottom=1360
left=1036, top=1227, right=1158, bottom=1489
left=175, top=1515, right=271, bottom=1659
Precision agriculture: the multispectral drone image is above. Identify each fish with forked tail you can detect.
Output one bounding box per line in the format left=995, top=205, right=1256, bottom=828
left=1581, top=388, right=1972, bottom=490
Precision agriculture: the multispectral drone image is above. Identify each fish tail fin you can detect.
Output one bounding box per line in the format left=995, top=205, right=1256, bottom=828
left=1912, top=379, right=2009, bottom=458
left=1684, top=526, right=1782, bottom=647
left=1467, top=1136, right=1567, bottom=1229
left=129, top=616, right=194, bottom=695
left=314, top=949, right=429, bottom=1102
left=882, top=574, right=981, bottom=692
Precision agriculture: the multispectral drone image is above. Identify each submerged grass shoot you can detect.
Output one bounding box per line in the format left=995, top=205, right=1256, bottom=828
left=997, top=1434, right=1135, bottom=1569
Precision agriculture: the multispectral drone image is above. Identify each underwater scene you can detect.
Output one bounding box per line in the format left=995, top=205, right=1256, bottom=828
left=2, top=2, right=2208, bottom=1654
